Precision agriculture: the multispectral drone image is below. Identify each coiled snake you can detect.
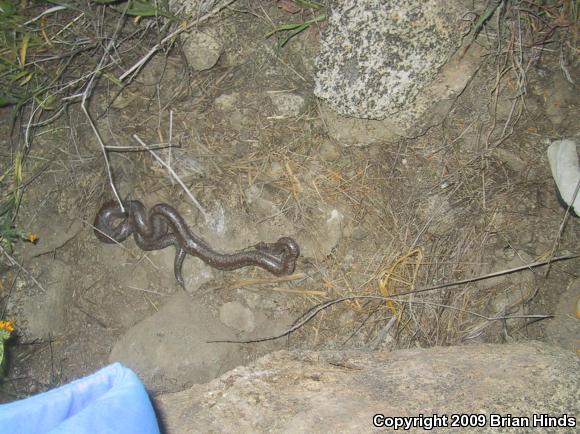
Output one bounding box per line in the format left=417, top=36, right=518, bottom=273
left=94, top=200, right=300, bottom=287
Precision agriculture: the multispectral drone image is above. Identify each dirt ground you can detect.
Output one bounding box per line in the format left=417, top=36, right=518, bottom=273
left=1, top=1, right=579, bottom=401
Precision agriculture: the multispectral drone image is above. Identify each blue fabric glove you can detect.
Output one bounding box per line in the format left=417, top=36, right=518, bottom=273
left=0, top=363, right=160, bottom=434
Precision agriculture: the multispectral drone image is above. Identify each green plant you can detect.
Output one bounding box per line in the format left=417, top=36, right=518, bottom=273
left=0, top=146, right=36, bottom=250
left=0, top=321, right=14, bottom=376
left=267, top=0, right=327, bottom=48
left=0, top=0, right=179, bottom=251
left=0, top=0, right=40, bottom=107
left=92, top=0, right=174, bottom=18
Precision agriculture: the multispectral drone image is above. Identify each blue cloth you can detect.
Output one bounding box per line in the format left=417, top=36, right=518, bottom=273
left=0, top=363, right=160, bottom=434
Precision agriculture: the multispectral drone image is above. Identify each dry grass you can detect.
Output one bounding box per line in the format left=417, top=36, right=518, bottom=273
left=1, top=2, right=579, bottom=398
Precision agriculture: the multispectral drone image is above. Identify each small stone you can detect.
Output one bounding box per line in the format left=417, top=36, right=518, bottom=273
left=219, top=301, right=255, bottom=333
left=268, top=161, right=284, bottom=178
left=268, top=92, right=306, bottom=117
left=182, top=31, right=222, bottom=71
left=495, top=148, right=526, bottom=173
left=214, top=92, right=239, bottom=112
left=318, top=141, right=341, bottom=161
left=229, top=110, right=249, bottom=131
left=300, top=207, right=344, bottom=258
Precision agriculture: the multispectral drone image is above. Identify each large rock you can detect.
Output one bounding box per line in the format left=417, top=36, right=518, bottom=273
left=546, top=277, right=580, bottom=353
left=155, top=342, right=580, bottom=433
left=315, top=0, right=482, bottom=145
left=315, top=0, right=464, bottom=120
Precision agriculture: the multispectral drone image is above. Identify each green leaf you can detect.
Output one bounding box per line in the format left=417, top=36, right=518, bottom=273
left=0, top=91, right=21, bottom=107
left=266, top=13, right=326, bottom=48
left=113, top=0, right=171, bottom=17
left=294, top=0, right=323, bottom=10
left=0, top=0, right=16, bottom=16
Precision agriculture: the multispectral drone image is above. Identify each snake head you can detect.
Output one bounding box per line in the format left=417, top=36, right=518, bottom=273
left=93, top=200, right=132, bottom=244
left=276, top=237, right=300, bottom=260
left=254, top=237, right=300, bottom=275
left=274, top=237, right=300, bottom=275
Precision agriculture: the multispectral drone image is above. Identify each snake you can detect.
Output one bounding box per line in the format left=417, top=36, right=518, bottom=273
left=93, top=200, right=300, bottom=287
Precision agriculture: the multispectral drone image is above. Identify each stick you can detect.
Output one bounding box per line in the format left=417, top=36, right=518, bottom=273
left=118, top=0, right=238, bottom=82
left=133, top=134, right=209, bottom=222
left=209, top=252, right=578, bottom=343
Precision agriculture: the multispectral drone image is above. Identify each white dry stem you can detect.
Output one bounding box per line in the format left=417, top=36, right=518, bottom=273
left=79, top=7, right=130, bottom=212
left=210, top=253, right=579, bottom=344
left=133, top=134, right=209, bottom=222
left=0, top=245, right=47, bottom=293
left=23, top=6, right=67, bottom=25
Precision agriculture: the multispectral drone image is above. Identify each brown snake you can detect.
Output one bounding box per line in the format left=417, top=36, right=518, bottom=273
left=94, top=200, right=300, bottom=287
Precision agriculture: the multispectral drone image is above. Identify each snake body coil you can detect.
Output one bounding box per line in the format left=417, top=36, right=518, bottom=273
left=94, top=200, right=300, bottom=287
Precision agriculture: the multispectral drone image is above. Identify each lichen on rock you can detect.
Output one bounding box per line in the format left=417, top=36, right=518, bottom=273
left=315, top=0, right=464, bottom=120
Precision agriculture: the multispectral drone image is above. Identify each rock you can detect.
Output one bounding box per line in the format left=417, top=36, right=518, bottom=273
left=244, top=185, right=287, bottom=219
left=214, top=92, right=254, bottom=131
left=543, top=73, right=576, bottom=127
left=267, top=92, right=306, bottom=117
left=545, top=278, right=580, bottom=353
left=214, top=92, right=239, bottom=112
left=219, top=301, right=255, bottom=333
left=267, top=161, right=284, bottom=178
left=109, top=292, right=242, bottom=393
left=495, top=148, right=527, bottom=173
left=173, top=0, right=221, bottom=17
left=318, top=140, right=341, bottom=161
left=547, top=138, right=580, bottom=215
left=155, top=342, right=580, bottom=433
left=315, top=0, right=464, bottom=120
left=228, top=110, right=250, bottom=131
left=316, top=1, right=484, bottom=145
left=182, top=31, right=222, bottom=71
left=15, top=259, right=70, bottom=339
left=180, top=259, right=215, bottom=293
left=299, top=207, right=344, bottom=258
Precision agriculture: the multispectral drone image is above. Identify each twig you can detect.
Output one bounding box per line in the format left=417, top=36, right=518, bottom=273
left=118, top=0, right=238, bottom=82
left=81, top=7, right=129, bottom=212
left=1, top=269, right=21, bottom=319
left=168, top=110, right=174, bottom=185
left=390, top=252, right=579, bottom=298
left=126, top=286, right=168, bottom=296
left=209, top=252, right=578, bottom=343
left=133, top=134, right=209, bottom=221
left=210, top=295, right=552, bottom=344
left=545, top=177, right=580, bottom=277
left=23, top=5, right=67, bottom=25
left=0, top=246, right=47, bottom=293
left=224, top=273, right=306, bottom=290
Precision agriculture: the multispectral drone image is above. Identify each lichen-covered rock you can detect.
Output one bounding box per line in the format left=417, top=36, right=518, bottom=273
left=315, top=0, right=464, bottom=120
